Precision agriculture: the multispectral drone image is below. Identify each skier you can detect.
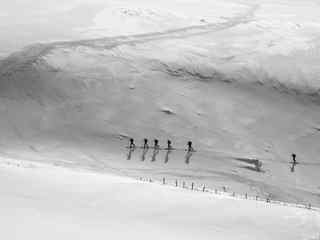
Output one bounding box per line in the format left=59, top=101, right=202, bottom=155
left=129, top=138, right=135, bottom=149
left=292, top=153, right=297, bottom=164
left=165, top=140, right=173, bottom=164
left=127, top=138, right=135, bottom=160
left=154, top=139, right=160, bottom=149
left=187, top=141, right=194, bottom=152
left=143, top=138, right=149, bottom=149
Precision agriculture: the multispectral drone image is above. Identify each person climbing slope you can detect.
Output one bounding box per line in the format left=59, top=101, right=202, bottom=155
left=129, top=138, right=135, bottom=149
left=187, top=141, right=194, bottom=152
left=154, top=139, right=160, bottom=149
left=292, top=153, right=297, bottom=164
left=143, top=138, right=149, bottom=149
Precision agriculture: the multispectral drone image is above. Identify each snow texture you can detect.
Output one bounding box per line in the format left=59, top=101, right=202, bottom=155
left=0, top=157, right=319, bottom=240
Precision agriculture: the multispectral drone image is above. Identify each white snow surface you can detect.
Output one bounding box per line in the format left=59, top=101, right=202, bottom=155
left=0, top=157, right=319, bottom=240
left=1, top=1, right=320, bottom=238
left=0, top=0, right=320, bottom=208
left=1, top=0, right=320, bottom=91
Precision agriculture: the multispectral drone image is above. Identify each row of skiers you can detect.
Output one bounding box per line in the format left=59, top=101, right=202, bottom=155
left=129, top=138, right=195, bottom=152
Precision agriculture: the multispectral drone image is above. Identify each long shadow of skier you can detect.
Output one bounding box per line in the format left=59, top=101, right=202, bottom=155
left=151, top=148, right=160, bottom=162
left=141, top=148, right=149, bottom=161
left=164, top=149, right=172, bottom=164
left=127, top=148, right=135, bottom=160
left=290, top=162, right=297, bottom=172
left=185, top=151, right=193, bottom=164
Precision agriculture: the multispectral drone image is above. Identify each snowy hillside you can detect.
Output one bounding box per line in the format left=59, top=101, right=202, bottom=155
left=0, top=158, right=319, bottom=240
left=1, top=18, right=320, bottom=203
left=0, top=0, right=320, bottom=238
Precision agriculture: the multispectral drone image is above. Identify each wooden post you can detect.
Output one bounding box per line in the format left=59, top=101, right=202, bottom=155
left=202, top=185, right=205, bottom=192
left=191, top=182, right=194, bottom=190
left=162, top=177, right=166, bottom=185
left=175, top=179, right=178, bottom=187
left=245, top=193, right=248, bottom=199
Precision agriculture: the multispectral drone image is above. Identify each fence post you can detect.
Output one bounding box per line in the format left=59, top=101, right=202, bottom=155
left=175, top=179, right=178, bottom=187
left=245, top=193, right=248, bottom=199
left=191, top=182, right=194, bottom=190
left=203, top=185, right=206, bottom=192
left=183, top=181, right=186, bottom=188
left=308, top=203, right=311, bottom=210
left=162, top=177, right=166, bottom=185
left=232, top=192, right=235, bottom=197
left=223, top=186, right=226, bottom=192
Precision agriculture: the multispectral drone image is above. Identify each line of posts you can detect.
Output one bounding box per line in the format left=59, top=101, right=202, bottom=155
left=140, top=177, right=313, bottom=210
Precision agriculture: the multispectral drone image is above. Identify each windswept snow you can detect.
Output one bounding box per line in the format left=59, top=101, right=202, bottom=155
left=1, top=0, right=320, bottom=238
left=0, top=158, right=319, bottom=240
left=0, top=28, right=320, bottom=207
left=82, top=0, right=248, bottom=37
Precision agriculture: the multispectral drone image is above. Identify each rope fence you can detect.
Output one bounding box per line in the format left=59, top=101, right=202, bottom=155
left=137, top=176, right=319, bottom=212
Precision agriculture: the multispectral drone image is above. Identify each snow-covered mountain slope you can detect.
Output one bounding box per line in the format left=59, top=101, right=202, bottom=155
left=1, top=0, right=320, bottom=92
left=0, top=0, right=320, bottom=208
left=0, top=158, right=319, bottom=240
left=0, top=32, right=320, bottom=207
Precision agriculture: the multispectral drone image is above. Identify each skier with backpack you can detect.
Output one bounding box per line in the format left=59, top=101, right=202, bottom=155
left=129, top=138, right=135, bottom=149
left=292, top=153, right=297, bottom=164
left=154, top=139, right=160, bottom=149
left=143, top=138, right=149, bottom=149
left=187, top=141, right=194, bottom=152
